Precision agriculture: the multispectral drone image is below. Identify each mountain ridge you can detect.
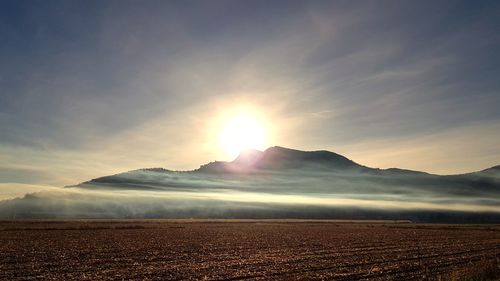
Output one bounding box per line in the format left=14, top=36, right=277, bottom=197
left=196, top=146, right=368, bottom=174
left=76, top=146, right=500, bottom=189
left=9, top=146, right=500, bottom=222
left=74, top=146, right=500, bottom=190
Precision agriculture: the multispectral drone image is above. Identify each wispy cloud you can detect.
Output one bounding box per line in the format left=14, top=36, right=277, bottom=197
left=0, top=0, right=499, bottom=187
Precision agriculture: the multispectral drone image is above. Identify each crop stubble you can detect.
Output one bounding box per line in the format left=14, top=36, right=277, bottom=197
left=0, top=221, right=499, bottom=280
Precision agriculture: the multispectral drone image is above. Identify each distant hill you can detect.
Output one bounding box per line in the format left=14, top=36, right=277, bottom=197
left=197, top=146, right=365, bottom=173
left=1, top=146, right=499, bottom=222
left=76, top=146, right=500, bottom=205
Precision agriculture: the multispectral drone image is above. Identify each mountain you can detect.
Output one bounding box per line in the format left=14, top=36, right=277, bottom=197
left=194, top=146, right=366, bottom=173
left=75, top=146, right=500, bottom=207
left=2, top=146, right=500, bottom=222
left=471, top=165, right=500, bottom=179
left=75, top=145, right=500, bottom=200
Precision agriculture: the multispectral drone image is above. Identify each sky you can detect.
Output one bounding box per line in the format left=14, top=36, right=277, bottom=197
left=1, top=0, right=500, bottom=187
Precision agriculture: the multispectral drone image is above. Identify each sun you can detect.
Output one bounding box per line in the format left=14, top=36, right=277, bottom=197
left=219, top=112, right=268, bottom=158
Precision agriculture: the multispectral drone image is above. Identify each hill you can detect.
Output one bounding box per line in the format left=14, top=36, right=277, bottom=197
left=1, top=146, right=499, bottom=222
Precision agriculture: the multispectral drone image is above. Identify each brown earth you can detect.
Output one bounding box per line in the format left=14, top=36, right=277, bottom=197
left=0, top=220, right=499, bottom=280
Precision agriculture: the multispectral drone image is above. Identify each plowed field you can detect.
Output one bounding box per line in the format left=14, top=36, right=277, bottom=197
left=1, top=220, right=499, bottom=280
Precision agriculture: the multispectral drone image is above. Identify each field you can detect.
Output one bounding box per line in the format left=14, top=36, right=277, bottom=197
left=1, top=220, right=499, bottom=280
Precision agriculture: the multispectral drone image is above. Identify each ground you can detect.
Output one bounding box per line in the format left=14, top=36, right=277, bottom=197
left=1, top=220, right=499, bottom=280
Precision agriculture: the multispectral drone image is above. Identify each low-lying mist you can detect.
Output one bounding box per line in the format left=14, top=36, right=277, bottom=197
left=1, top=163, right=500, bottom=223
left=1, top=147, right=499, bottom=222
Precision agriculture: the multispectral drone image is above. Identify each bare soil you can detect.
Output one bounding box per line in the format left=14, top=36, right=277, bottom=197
left=0, top=220, right=499, bottom=280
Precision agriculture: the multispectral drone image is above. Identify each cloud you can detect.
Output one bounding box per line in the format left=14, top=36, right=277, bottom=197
left=0, top=1, right=499, bottom=187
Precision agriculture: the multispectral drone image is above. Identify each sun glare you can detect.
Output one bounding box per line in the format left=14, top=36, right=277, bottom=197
left=218, top=112, right=268, bottom=158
